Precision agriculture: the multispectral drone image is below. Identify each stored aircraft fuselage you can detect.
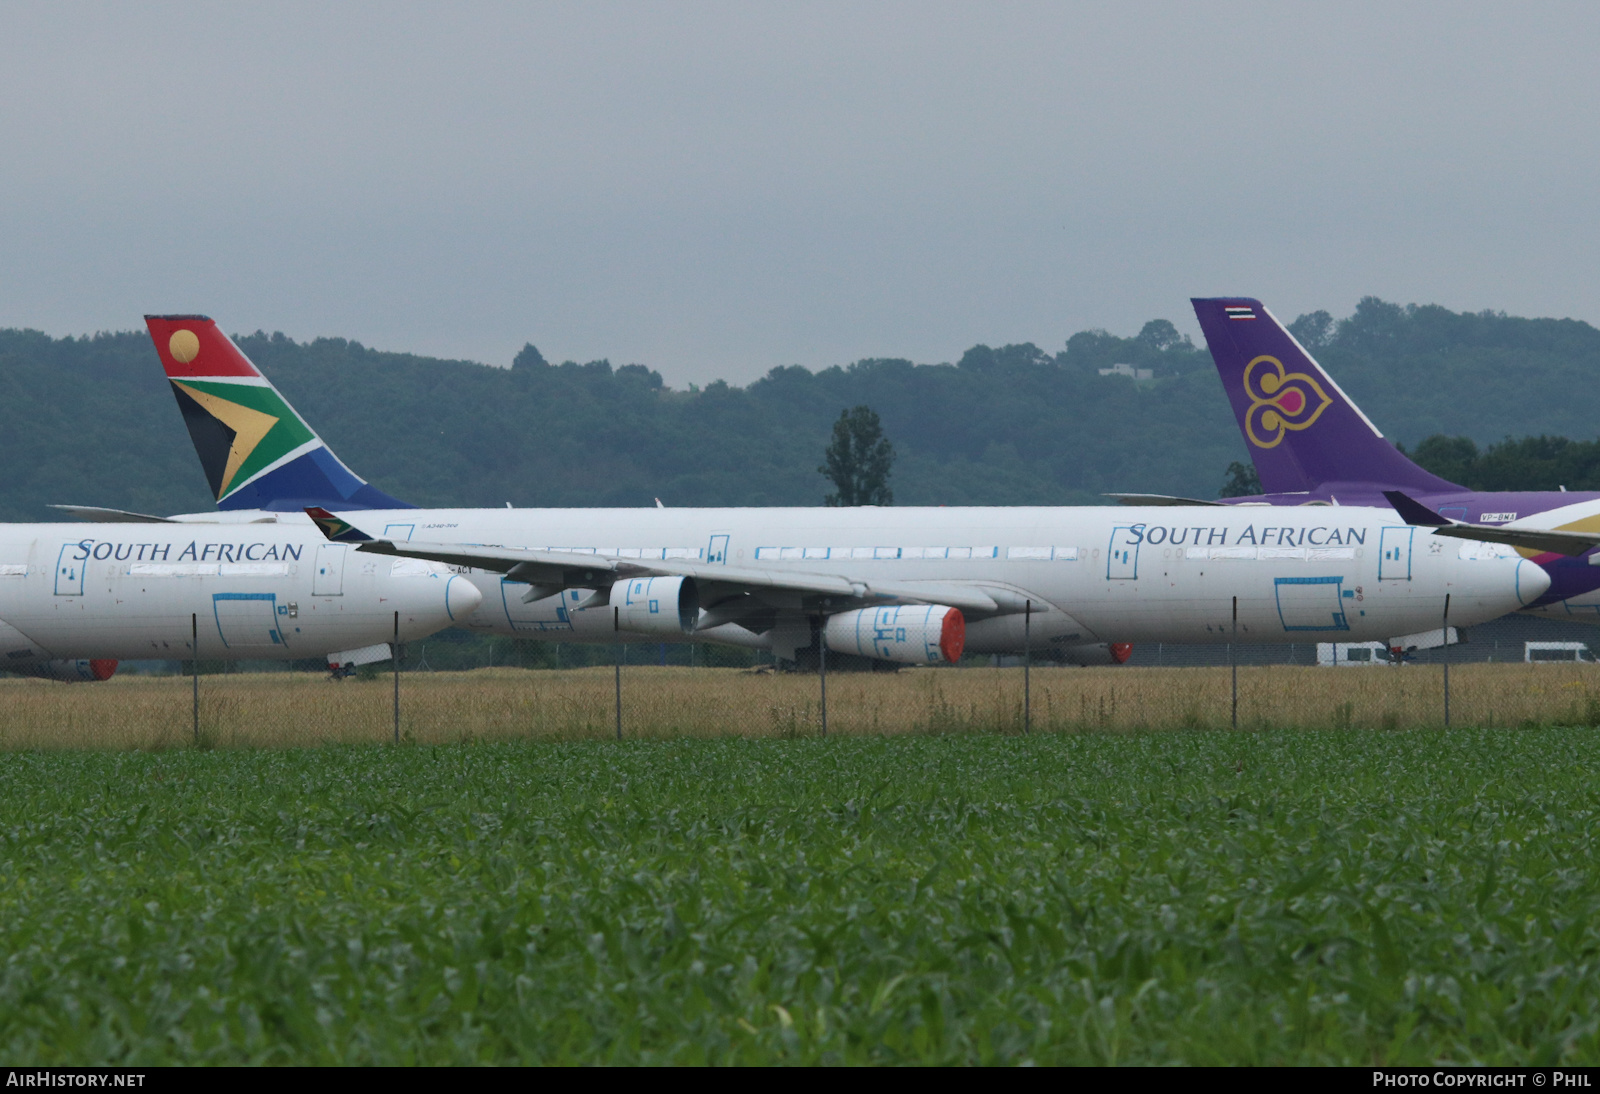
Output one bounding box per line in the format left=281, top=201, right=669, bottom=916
left=0, top=523, right=480, bottom=673
left=1191, top=296, right=1600, bottom=623
left=314, top=503, right=1545, bottom=655
left=1219, top=488, right=1600, bottom=618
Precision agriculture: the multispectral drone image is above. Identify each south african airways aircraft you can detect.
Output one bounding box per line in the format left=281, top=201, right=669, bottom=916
left=0, top=520, right=475, bottom=682
left=1173, top=298, right=1600, bottom=624
left=94, top=315, right=1547, bottom=667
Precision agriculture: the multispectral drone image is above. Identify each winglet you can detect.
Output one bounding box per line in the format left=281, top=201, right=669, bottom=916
left=305, top=506, right=376, bottom=543
left=1382, top=490, right=1451, bottom=527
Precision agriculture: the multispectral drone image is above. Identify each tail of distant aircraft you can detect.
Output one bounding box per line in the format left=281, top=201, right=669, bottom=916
left=1191, top=297, right=1459, bottom=496
left=144, top=316, right=413, bottom=512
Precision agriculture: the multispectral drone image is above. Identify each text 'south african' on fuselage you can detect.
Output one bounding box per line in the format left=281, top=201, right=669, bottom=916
left=1190, top=297, right=1600, bottom=623
left=0, top=523, right=479, bottom=680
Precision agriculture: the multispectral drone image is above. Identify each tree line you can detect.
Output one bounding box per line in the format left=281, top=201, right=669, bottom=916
left=0, top=296, right=1598, bottom=522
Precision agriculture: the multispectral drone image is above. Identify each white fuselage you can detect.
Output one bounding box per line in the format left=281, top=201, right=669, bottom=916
left=282, top=504, right=1542, bottom=656
left=0, top=524, right=479, bottom=663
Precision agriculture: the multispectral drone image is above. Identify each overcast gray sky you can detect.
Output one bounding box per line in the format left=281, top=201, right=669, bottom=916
left=2, top=1, right=1597, bottom=385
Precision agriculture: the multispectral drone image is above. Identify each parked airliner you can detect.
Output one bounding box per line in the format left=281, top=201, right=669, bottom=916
left=126, top=315, right=1544, bottom=665
left=0, top=521, right=479, bottom=680
left=1183, top=297, right=1600, bottom=623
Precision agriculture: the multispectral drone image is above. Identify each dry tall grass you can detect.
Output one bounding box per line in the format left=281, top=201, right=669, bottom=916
left=0, top=662, right=1597, bottom=749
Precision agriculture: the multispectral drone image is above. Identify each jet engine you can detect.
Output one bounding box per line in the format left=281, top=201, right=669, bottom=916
left=823, top=605, right=964, bottom=665
left=611, top=576, right=699, bottom=635
left=13, top=659, right=118, bottom=683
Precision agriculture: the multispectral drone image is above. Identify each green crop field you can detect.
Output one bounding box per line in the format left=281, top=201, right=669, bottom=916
left=1, top=729, right=1598, bottom=1065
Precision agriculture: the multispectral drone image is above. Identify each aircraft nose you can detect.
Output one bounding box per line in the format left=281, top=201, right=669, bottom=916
left=446, top=574, right=484, bottom=620
left=1516, top=558, right=1553, bottom=606
left=390, top=566, right=484, bottom=641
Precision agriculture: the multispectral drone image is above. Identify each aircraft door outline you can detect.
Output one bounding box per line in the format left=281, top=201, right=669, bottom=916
left=707, top=534, right=730, bottom=565
left=313, top=544, right=347, bottom=595
left=1106, top=526, right=1142, bottom=580
left=54, top=544, right=84, bottom=596
left=1379, top=527, right=1413, bottom=580
left=1274, top=576, right=1350, bottom=631
left=213, top=593, right=285, bottom=649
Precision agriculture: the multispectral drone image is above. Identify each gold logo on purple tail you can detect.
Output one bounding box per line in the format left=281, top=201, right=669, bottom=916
left=1242, top=355, right=1333, bottom=448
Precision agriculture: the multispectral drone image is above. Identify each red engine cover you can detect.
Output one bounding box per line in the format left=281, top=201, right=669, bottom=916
left=89, top=660, right=118, bottom=681
left=939, top=609, right=966, bottom=664
left=1108, top=643, right=1133, bottom=664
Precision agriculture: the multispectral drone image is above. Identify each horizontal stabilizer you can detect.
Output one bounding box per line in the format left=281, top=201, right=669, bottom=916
left=48, top=505, right=176, bottom=524
left=1381, top=490, right=1449, bottom=527
left=1104, top=493, right=1224, bottom=507
left=1384, top=490, right=1600, bottom=557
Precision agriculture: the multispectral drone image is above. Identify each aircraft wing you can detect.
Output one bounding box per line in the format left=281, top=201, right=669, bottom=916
left=305, top=509, right=1004, bottom=614
left=49, top=505, right=176, bottom=523
left=1103, top=493, right=1224, bottom=507
left=1384, top=490, right=1600, bottom=557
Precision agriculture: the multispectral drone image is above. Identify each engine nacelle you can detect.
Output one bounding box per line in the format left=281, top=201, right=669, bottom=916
left=823, top=605, right=965, bottom=665
left=611, top=576, right=699, bottom=635
left=1058, top=642, right=1133, bottom=666
left=14, top=659, right=118, bottom=683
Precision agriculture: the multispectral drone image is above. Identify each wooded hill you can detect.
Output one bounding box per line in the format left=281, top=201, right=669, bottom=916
left=3, top=296, right=1600, bottom=522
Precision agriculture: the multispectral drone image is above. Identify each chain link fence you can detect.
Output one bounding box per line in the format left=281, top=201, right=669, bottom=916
left=3, top=614, right=1600, bottom=747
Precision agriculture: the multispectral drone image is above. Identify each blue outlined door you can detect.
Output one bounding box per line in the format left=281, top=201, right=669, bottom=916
left=1275, top=576, right=1350, bottom=631
left=383, top=524, right=415, bottom=542
left=313, top=544, right=346, bottom=595
left=707, top=534, right=730, bottom=565
left=53, top=545, right=84, bottom=596
left=1107, top=526, right=1141, bottom=579
left=213, top=593, right=285, bottom=649
left=1379, top=527, right=1413, bottom=580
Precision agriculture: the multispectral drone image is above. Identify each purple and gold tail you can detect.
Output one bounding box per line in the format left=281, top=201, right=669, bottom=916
left=1191, top=298, right=1459, bottom=496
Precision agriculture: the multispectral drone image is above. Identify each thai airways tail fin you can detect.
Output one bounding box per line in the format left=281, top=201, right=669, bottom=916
left=144, top=316, right=414, bottom=512
left=1191, top=298, right=1459, bottom=496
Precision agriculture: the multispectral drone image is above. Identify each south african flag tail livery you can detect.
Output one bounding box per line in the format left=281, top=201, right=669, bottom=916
left=144, top=315, right=414, bottom=513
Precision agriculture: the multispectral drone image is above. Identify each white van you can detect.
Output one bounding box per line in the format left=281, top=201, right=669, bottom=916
left=1524, top=642, right=1596, bottom=664
left=1317, top=641, right=1389, bottom=666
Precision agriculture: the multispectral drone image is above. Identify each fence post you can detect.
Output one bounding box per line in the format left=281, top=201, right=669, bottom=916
left=1023, top=599, right=1031, bottom=735
left=614, top=607, right=623, bottom=741
left=1442, top=593, right=1451, bottom=728
left=819, top=622, right=828, bottom=738
left=1230, top=596, right=1238, bottom=730
left=191, top=612, right=199, bottom=746
left=393, top=610, right=400, bottom=745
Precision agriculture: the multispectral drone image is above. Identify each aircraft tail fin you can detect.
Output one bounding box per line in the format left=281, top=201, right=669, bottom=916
left=1191, top=298, right=1459, bottom=495
left=144, top=316, right=414, bottom=511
